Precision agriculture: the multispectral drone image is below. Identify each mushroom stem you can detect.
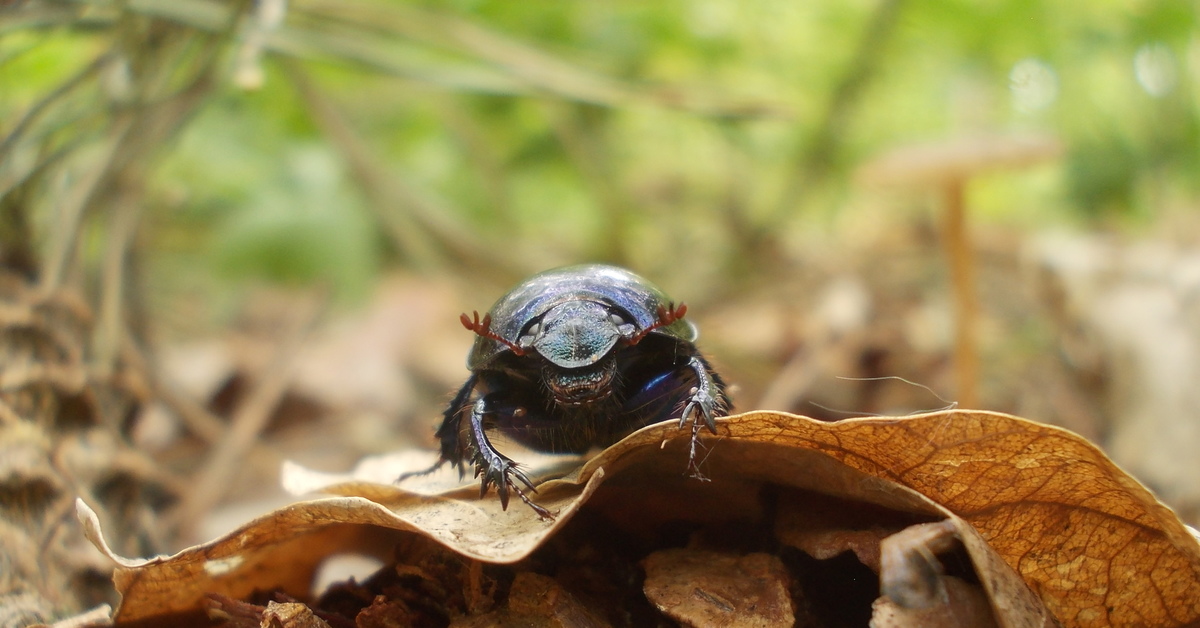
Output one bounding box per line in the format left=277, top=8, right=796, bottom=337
left=941, top=179, right=978, bottom=408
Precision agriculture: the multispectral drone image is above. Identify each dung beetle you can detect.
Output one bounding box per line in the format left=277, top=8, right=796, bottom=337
left=404, top=264, right=730, bottom=517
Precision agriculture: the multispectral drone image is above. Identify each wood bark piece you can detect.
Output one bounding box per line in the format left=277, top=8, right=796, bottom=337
left=642, top=549, right=794, bottom=628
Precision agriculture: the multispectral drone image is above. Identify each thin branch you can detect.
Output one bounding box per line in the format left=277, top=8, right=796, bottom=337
left=281, top=59, right=525, bottom=280
left=108, top=0, right=793, bottom=118
left=540, top=99, right=629, bottom=264
left=119, top=331, right=227, bottom=444
left=166, top=293, right=324, bottom=543
left=92, top=186, right=143, bottom=377
left=770, top=0, right=907, bottom=222
left=281, top=60, right=444, bottom=269
left=0, top=53, right=110, bottom=167
left=0, top=3, right=90, bottom=36
left=434, top=94, right=514, bottom=225
left=303, top=0, right=793, bottom=118
left=39, top=115, right=134, bottom=293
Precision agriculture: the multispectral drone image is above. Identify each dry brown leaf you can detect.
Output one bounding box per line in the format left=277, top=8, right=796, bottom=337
left=80, top=410, right=1200, bottom=627
left=719, top=411, right=1200, bottom=627
left=78, top=468, right=607, bottom=624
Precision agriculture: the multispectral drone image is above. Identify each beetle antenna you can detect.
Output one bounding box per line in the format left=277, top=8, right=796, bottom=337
left=460, top=311, right=527, bottom=355
left=628, top=302, right=687, bottom=345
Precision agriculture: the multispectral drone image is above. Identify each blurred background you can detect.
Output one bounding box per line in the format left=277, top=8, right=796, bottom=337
left=2, top=0, right=1199, bottom=619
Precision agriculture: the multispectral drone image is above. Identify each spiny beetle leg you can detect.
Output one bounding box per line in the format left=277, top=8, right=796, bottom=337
left=678, top=355, right=727, bottom=479
left=466, top=397, right=553, bottom=519
left=397, top=375, right=480, bottom=483
left=678, top=355, right=723, bottom=433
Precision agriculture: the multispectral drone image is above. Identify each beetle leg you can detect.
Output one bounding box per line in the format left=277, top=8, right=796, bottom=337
left=678, top=355, right=725, bottom=433
left=396, top=374, right=478, bottom=483
left=465, top=397, right=553, bottom=519
left=677, top=355, right=729, bottom=478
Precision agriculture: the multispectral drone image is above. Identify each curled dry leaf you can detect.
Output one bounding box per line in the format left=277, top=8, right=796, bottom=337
left=874, top=520, right=1000, bottom=627
left=80, top=410, right=1200, bottom=627
left=871, top=576, right=998, bottom=628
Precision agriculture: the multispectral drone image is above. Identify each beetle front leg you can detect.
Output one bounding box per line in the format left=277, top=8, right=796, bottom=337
left=678, top=355, right=729, bottom=478
left=464, top=397, right=552, bottom=519
left=678, top=355, right=725, bottom=433
left=397, top=375, right=478, bottom=482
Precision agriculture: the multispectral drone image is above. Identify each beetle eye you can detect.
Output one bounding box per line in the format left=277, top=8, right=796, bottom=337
left=610, top=313, right=637, bottom=339
left=518, top=322, right=541, bottom=347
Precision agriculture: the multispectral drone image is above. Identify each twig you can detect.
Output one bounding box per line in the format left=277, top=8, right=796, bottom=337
left=757, top=346, right=819, bottom=413
left=39, top=115, right=134, bottom=293
left=0, top=136, right=88, bottom=206
left=540, top=99, right=629, bottom=264
left=119, top=329, right=227, bottom=444
left=281, top=59, right=524, bottom=280
left=0, top=397, right=24, bottom=425
left=166, top=293, right=325, bottom=542
left=281, top=60, right=443, bottom=270
left=770, top=0, right=907, bottom=223
left=435, top=94, right=514, bottom=224
left=43, top=604, right=113, bottom=628
left=0, top=3, right=89, bottom=34
left=92, top=186, right=143, bottom=378
left=379, top=2, right=795, bottom=118
left=0, top=52, right=109, bottom=167
left=115, top=0, right=792, bottom=118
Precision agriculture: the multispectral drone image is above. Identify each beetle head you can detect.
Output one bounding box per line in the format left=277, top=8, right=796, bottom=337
left=521, top=300, right=635, bottom=404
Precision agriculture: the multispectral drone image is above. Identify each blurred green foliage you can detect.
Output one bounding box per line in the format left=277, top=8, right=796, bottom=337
left=0, top=0, right=1197, bottom=316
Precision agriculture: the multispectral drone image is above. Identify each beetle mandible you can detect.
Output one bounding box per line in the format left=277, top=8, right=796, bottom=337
left=405, top=264, right=730, bottom=518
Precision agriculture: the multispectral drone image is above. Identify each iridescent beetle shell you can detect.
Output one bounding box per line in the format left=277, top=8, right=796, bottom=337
left=467, top=264, right=696, bottom=371
left=402, top=264, right=729, bottom=518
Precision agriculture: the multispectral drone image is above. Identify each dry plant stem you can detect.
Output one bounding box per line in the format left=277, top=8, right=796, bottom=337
left=119, top=332, right=225, bottom=444
left=435, top=94, right=514, bottom=223
left=282, top=60, right=521, bottom=282
left=42, top=604, right=114, bottom=628
left=92, top=190, right=143, bottom=378
left=40, top=116, right=134, bottom=293
left=540, top=99, right=628, bottom=263
left=100, top=440, right=192, bottom=499
left=0, top=398, right=23, bottom=426
left=1037, top=358, right=1102, bottom=443
left=0, top=53, right=110, bottom=165
left=0, top=139, right=86, bottom=212
left=11, top=1, right=790, bottom=117
left=389, top=2, right=632, bottom=106
left=289, top=0, right=791, bottom=118
left=770, top=0, right=906, bottom=224
left=167, top=295, right=324, bottom=543
left=757, top=345, right=818, bottom=412
left=941, top=180, right=978, bottom=408
left=282, top=60, right=442, bottom=270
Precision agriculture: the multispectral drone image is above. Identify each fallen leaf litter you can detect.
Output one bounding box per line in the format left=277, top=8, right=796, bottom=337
left=78, top=410, right=1200, bottom=627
